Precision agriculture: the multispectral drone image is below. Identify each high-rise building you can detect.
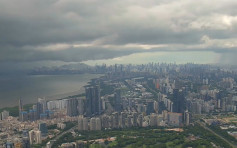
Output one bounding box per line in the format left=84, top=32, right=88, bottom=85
left=66, top=98, right=78, bottom=117
left=126, top=116, right=132, bottom=128
left=132, top=112, right=138, bottom=127
left=172, top=89, right=185, bottom=113
left=29, top=130, right=34, bottom=145
left=120, top=112, right=126, bottom=128
left=137, top=114, right=143, bottom=127
left=90, top=118, right=96, bottom=131
left=112, top=112, right=119, bottom=128
left=149, top=114, right=157, bottom=127
left=19, top=99, right=23, bottom=121
left=28, top=110, right=36, bottom=121
left=154, top=101, right=159, bottom=113
left=78, top=116, right=84, bottom=131
left=85, top=85, right=101, bottom=116
left=20, top=111, right=28, bottom=122
left=83, top=118, right=88, bottom=130
left=29, top=130, right=42, bottom=144
left=191, top=102, right=201, bottom=114
left=157, top=115, right=163, bottom=126
left=96, top=118, right=101, bottom=130
left=114, top=89, right=122, bottom=112
left=184, top=110, right=190, bottom=126
left=1, top=110, right=9, bottom=120
left=101, top=115, right=110, bottom=129
left=146, top=100, right=154, bottom=115
left=36, top=102, right=43, bottom=120
left=35, top=131, right=42, bottom=144
left=77, top=98, right=84, bottom=115
left=39, top=123, right=48, bottom=137
left=38, top=98, right=47, bottom=113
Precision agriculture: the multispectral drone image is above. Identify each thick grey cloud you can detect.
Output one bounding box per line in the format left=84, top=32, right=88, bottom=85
left=0, top=0, right=237, bottom=68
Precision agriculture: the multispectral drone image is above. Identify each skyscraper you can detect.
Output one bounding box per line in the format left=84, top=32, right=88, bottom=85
left=77, top=98, right=84, bottom=115
left=35, top=130, right=42, bottom=144
left=146, top=100, right=155, bottom=115
left=38, top=98, right=47, bottom=113
left=78, top=116, right=84, bottom=131
left=85, top=85, right=101, bottom=116
left=36, top=102, right=43, bottom=120
left=83, top=118, right=88, bottom=130
left=39, top=122, right=48, bottom=137
left=29, top=130, right=34, bottom=145
left=172, top=89, right=185, bottom=113
left=114, top=89, right=122, bottom=112
left=66, top=98, right=78, bottom=117
left=19, top=99, right=23, bottom=121
left=95, top=118, right=101, bottom=130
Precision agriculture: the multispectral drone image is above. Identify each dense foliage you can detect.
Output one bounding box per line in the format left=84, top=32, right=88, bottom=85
left=52, top=124, right=233, bottom=148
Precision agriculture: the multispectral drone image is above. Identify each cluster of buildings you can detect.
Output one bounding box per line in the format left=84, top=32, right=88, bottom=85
left=19, top=98, right=53, bottom=122
left=1, top=122, right=48, bottom=148
left=2, top=63, right=237, bottom=147
left=77, top=110, right=187, bottom=131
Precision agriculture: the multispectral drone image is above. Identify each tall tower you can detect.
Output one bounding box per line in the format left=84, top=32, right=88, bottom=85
left=85, top=85, right=101, bottom=117
left=173, top=89, right=185, bottom=113
left=85, top=86, right=93, bottom=116
left=146, top=100, right=154, bottom=115
left=115, top=89, right=122, bottom=112
left=36, top=102, right=43, bottom=120
left=19, top=99, right=23, bottom=121
left=77, top=98, right=84, bottom=115
left=38, top=98, right=47, bottom=113
left=38, top=122, right=48, bottom=137
left=66, top=98, right=78, bottom=117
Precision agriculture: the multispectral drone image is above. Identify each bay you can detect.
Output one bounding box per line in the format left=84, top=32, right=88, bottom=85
left=0, top=74, right=102, bottom=108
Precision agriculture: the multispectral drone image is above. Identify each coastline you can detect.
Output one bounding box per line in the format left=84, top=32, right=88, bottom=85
left=0, top=74, right=103, bottom=109
left=45, top=86, right=85, bottom=101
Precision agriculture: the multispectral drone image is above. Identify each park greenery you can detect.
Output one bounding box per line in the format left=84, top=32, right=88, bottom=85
left=208, top=125, right=237, bottom=145
left=100, top=82, right=115, bottom=96
left=52, top=124, right=234, bottom=148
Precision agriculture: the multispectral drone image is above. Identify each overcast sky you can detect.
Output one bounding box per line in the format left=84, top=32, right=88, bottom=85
left=1, top=0, right=237, bottom=72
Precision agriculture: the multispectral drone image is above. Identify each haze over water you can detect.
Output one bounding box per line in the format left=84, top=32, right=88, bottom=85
left=84, top=51, right=221, bottom=65
left=0, top=74, right=101, bottom=108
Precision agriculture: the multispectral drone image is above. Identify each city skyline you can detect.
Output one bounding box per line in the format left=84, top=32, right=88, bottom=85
left=0, top=0, right=237, bottom=75
left=1, top=0, right=237, bottom=147
left=1, top=63, right=237, bottom=147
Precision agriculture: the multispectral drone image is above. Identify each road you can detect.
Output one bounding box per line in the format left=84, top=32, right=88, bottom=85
left=52, top=124, right=78, bottom=141
left=197, top=121, right=237, bottom=148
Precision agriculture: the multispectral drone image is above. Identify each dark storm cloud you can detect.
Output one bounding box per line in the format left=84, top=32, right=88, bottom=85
left=0, top=45, right=141, bottom=62
left=0, top=0, right=237, bottom=65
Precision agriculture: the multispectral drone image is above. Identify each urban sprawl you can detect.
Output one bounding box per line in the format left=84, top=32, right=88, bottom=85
left=1, top=63, right=237, bottom=148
